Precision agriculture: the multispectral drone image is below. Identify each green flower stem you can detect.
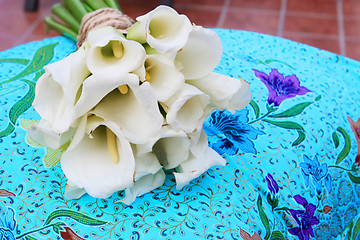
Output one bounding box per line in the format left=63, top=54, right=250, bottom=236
left=51, top=3, right=80, bottom=32
left=328, top=165, right=356, bottom=172
left=249, top=111, right=273, bottom=124
left=44, top=17, right=77, bottom=41
left=15, top=224, right=55, bottom=239
left=104, top=0, right=122, bottom=11
left=85, top=0, right=108, bottom=10
left=63, top=0, right=88, bottom=22
left=81, top=1, right=94, bottom=12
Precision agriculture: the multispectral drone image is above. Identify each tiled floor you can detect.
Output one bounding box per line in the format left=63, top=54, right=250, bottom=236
left=1, top=0, right=360, bottom=61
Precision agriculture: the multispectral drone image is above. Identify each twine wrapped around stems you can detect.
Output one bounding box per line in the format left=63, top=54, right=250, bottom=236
left=76, top=8, right=134, bottom=48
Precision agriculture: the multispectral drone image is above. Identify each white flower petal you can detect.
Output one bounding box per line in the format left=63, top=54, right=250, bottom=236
left=175, top=26, right=222, bottom=80
left=86, top=26, right=146, bottom=75
left=32, top=44, right=90, bottom=134
left=131, top=144, right=162, bottom=180
left=174, top=130, right=226, bottom=190
left=127, top=5, right=192, bottom=53
left=119, top=169, right=165, bottom=205
left=64, top=181, right=86, bottom=200
left=165, top=83, right=210, bottom=133
left=91, top=81, right=163, bottom=144
left=61, top=121, right=135, bottom=199
left=188, top=72, right=252, bottom=112
left=28, top=119, right=75, bottom=149
left=145, top=54, right=184, bottom=102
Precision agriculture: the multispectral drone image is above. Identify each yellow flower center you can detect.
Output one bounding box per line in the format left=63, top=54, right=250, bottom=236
left=106, top=127, right=119, bottom=164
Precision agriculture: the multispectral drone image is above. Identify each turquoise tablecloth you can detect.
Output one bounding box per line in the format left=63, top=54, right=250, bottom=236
left=0, top=29, right=359, bottom=240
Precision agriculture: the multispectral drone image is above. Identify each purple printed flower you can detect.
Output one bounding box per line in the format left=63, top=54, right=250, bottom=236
left=300, top=155, right=332, bottom=194
left=265, top=173, right=279, bottom=194
left=253, top=69, right=311, bottom=106
left=288, top=195, right=319, bottom=240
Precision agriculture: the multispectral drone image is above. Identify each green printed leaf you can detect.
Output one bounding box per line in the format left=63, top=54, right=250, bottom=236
left=1, top=43, right=58, bottom=85
left=9, top=80, right=35, bottom=125
left=263, top=119, right=305, bottom=131
left=52, top=221, right=66, bottom=234
left=44, top=209, right=108, bottom=226
left=352, top=216, right=360, bottom=240
left=274, top=207, right=290, bottom=214
left=332, top=131, right=340, bottom=148
left=0, top=58, right=29, bottom=65
left=25, top=235, right=39, bottom=240
left=315, top=95, right=322, bottom=101
left=263, top=59, right=295, bottom=69
left=44, top=140, right=71, bottom=167
left=348, top=173, right=360, bottom=184
left=0, top=123, right=15, bottom=138
left=336, top=127, right=351, bottom=164
left=268, top=102, right=313, bottom=118
left=257, top=195, right=271, bottom=240
left=249, top=100, right=260, bottom=118
left=270, top=230, right=285, bottom=240
left=292, top=130, right=306, bottom=146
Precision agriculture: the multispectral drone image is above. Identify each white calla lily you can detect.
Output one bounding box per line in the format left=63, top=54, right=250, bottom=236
left=61, top=120, right=135, bottom=199
left=188, top=73, right=252, bottom=112
left=64, top=181, right=86, bottom=200
left=91, top=80, right=163, bottom=144
left=30, top=44, right=90, bottom=148
left=127, top=5, right=192, bottom=53
left=164, top=83, right=210, bottom=133
left=144, top=54, right=184, bottom=102
left=175, top=26, right=222, bottom=80
left=119, top=169, right=165, bottom=205
left=86, top=26, right=146, bottom=75
left=174, top=130, right=226, bottom=190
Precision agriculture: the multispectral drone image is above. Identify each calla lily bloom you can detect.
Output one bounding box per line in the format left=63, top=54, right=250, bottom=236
left=174, top=130, right=226, bottom=190
left=91, top=80, right=163, bottom=144
left=164, top=83, right=210, bottom=133
left=127, top=5, right=192, bottom=53
left=61, top=119, right=135, bottom=199
left=188, top=73, right=252, bottom=113
left=175, top=26, right=222, bottom=80
left=143, top=54, right=184, bottom=102
left=86, top=26, right=146, bottom=76
left=119, top=169, right=165, bottom=205
left=30, top=44, right=90, bottom=148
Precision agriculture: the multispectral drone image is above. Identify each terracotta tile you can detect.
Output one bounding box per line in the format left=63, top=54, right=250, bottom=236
left=344, top=19, right=360, bottom=39
left=343, top=0, right=360, bottom=18
left=284, top=15, right=338, bottom=35
left=282, top=33, right=340, bottom=54
left=20, top=21, right=60, bottom=46
left=174, top=0, right=225, bottom=7
left=120, top=2, right=159, bottom=20
left=222, top=10, right=279, bottom=36
left=230, top=0, right=282, bottom=10
left=0, top=34, right=19, bottom=52
left=176, top=8, right=220, bottom=27
left=345, top=40, right=360, bottom=61
left=287, top=0, right=337, bottom=14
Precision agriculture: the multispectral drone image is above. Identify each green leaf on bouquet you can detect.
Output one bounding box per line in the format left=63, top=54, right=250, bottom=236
left=257, top=195, right=271, bottom=240
left=336, top=127, right=351, bottom=164
left=0, top=58, right=30, bottom=65
left=249, top=100, right=260, bottom=118
left=2, top=43, right=58, bottom=85
left=332, top=131, right=340, bottom=148
left=270, top=230, right=285, bottom=240
left=292, top=130, right=306, bottom=146
left=348, top=173, right=360, bottom=184
left=268, top=102, right=313, bottom=118
left=262, top=119, right=305, bottom=131
left=44, top=209, right=108, bottom=226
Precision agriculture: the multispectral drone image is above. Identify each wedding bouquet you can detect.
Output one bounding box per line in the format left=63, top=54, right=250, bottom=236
left=29, top=4, right=252, bottom=204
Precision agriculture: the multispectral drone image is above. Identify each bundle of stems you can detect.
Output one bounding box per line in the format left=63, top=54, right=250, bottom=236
left=45, top=0, right=122, bottom=41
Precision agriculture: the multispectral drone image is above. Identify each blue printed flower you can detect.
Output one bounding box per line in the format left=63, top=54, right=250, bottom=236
left=300, top=155, right=332, bottom=194
left=253, top=69, right=311, bottom=107
left=203, top=109, right=264, bottom=155
left=288, top=195, right=320, bottom=240
left=0, top=208, right=16, bottom=240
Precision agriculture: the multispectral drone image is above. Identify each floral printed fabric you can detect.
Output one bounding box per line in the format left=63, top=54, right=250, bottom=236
left=0, top=29, right=360, bottom=239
